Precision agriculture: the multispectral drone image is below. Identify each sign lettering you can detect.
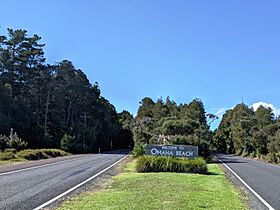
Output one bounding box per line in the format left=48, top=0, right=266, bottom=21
left=146, top=144, right=198, bottom=158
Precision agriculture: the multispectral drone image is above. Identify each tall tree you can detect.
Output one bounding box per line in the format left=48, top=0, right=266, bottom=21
left=0, top=28, right=131, bottom=152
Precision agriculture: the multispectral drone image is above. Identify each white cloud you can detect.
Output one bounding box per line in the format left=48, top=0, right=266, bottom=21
left=212, top=102, right=280, bottom=121
left=213, top=105, right=236, bottom=119
left=215, top=108, right=228, bottom=119
left=251, top=101, right=280, bottom=117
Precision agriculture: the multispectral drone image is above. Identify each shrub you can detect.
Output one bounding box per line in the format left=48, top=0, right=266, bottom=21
left=17, top=149, right=47, bottom=160
left=0, top=152, right=15, bottom=160
left=267, top=152, right=280, bottom=164
left=4, top=148, right=16, bottom=154
left=136, top=156, right=207, bottom=174
left=60, top=133, right=75, bottom=152
left=250, top=151, right=256, bottom=158
left=0, top=135, right=8, bottom=151
left=132, top=144, right=146, bottom=157
left=7, top=129, right=28, bottom=151
left=40, top=149, right=68, bottom=157
left=241, top=150, right=249, bottom=157
left=17, top=149, right=68, bottom=160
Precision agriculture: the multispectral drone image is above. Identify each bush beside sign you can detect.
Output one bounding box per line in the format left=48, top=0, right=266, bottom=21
left=146, top=144, right=198, bottom=158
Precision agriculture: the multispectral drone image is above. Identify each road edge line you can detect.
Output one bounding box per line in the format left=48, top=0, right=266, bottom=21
left=33, top=155, right=128, bottom=210
left=218, top=159, right=275, bottom=210
left=0, top=156, right=88, bottom=176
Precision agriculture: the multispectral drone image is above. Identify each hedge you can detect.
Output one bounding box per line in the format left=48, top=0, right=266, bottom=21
left=136, top=156, right=207, bottom=174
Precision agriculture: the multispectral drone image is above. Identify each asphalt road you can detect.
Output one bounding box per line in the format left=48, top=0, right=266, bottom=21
left=217, top=153, right=280, bottom=210
left=0, top=152, right=127, bottom=210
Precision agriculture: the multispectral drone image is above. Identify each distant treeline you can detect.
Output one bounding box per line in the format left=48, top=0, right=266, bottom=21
left=0, top=28, right=133, bottom=153
left=214, top=104, right=280, bottom=163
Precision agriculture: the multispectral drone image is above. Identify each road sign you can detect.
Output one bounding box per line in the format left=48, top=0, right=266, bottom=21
left=146, top=144, right=198, bottom=158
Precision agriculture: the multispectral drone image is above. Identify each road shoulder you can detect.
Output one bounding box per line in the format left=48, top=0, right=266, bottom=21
left=217, top=159, right=268, bottom=210
left=0, top=154, right=88, bottom=174
left=45, top=155, right=132, bottom=210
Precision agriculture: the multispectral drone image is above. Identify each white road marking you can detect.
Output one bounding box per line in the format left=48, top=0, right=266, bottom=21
left=0, top=155, right=90, bottom=176
left=219, top=158, right=275, bottom=210
left=33, top=155, right=128, bottom=210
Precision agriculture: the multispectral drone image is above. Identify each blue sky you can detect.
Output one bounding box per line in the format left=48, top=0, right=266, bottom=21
left=1, top=0, right=280, bottom=128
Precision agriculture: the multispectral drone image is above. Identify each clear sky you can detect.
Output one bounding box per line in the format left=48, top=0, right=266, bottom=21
left=1, top=0, right=280, bottom=128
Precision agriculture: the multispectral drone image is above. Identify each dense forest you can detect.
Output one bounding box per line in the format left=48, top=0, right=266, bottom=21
left=0, top=28, right=133, bottom=153
left=214, top=104, right=280, bottom=163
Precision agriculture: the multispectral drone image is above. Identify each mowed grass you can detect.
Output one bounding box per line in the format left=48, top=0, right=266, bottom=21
left=57, top=160, right=247, bottom=210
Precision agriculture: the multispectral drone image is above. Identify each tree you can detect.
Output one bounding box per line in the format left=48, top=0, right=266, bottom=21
left=267, top=129, right=280, bottom=163
left=118, top=110, right=134, bottom=130
left=136, top=97, right=154, bottom=119
left=0, top=135, right=8, bottom=151
left=165, top=96, right=178, bottom=117
left=133, top=97, right=211, bottom=156
left=254, top=105, right=274, bottom=128
left=215, top=102, right=280, bottom=162
left=6, top=128, right=28, bottom=151
left=214, top=104, right=255, bottom=154
left=60, top=133, right=75, bottom=152
left=185, top=98, right=208, bottom=126
left=206, top=113, right=218, bottom=126
left=0, top=28, right=132, bottom=152
left=214, top=110, right=234, bottom=153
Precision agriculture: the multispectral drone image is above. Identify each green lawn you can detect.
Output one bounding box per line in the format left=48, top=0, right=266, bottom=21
left=58, top=160, right=247, bottom=210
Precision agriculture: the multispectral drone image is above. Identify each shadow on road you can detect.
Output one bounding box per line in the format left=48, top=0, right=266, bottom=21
left=210, top=153, right=247, bottom=164
left=102, top=149, right=130, bottom=155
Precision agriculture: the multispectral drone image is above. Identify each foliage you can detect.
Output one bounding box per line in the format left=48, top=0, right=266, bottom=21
left=267, top=130, right=280, bottom=163
left=117, top=111, right=135, bottom=149
left=6, top=129, right=28, bottom=151
left=136, top=156, right=207, bottom=174
left=214, top=103, right=280, bottom=163
left=0, top=129, right=28, bottom=151
left=0, top=134, right=8, bottom=151
left=39, top=148, right=69, bottom=157
left=60, top=133, right=75, bottom=152
left=0, top=151, right=15, bottom=160
left=0, top=28, right=132, bottom=153
left=0, top=149, right=69, bottom=160
left=118, top=111, right=134, bottom=130
left=4, top=148, right=16, bottom=153
left=133, top=97, right=213, bottom=157
left=132, top=144, right=146, bottom=157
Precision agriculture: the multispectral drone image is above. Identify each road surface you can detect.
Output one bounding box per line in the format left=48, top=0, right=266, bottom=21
left=0, top=152, right=127, bottom=210
left=217, top=153, right=280, bottom=210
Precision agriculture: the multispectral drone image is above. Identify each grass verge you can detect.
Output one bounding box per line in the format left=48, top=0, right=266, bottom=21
left=0, top=159, right=27, bottom=166
left=57, top=160, right=247, bottom=210
left=0, top=149, right=69, bottom=166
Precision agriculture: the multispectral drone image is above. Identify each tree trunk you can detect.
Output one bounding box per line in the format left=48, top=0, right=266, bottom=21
left=44, top=85, right=51, bottom=135
left=66, top=99, right=73, bottom=129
